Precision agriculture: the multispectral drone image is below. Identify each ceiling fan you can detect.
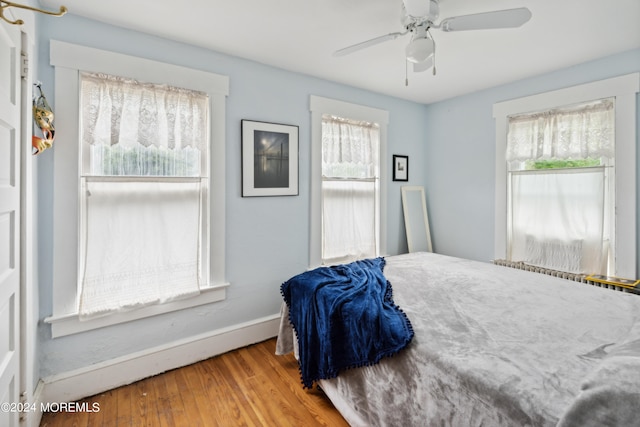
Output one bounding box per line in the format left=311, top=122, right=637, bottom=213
left=334, top=0, right=532, bottom=75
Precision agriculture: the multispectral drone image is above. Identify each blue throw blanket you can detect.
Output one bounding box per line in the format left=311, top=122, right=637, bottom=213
left=281, top=257, right=414, bottom=388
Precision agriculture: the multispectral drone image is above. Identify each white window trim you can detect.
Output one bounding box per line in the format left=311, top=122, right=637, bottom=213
left=309, top=95, right=389, bottom=268
left=493, top=73, right=639, bottom=278
left=45, top=41, right=230, bottom=338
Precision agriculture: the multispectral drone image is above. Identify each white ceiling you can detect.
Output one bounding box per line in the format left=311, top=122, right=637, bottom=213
left=40, top=0, right=640, bottom=104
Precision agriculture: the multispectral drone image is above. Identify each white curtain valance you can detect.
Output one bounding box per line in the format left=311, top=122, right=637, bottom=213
left=322, top=114, right=380, bottom=179
left=81, top=72, right=209, bottom=151
left=506, top=98, right=614, bottom=162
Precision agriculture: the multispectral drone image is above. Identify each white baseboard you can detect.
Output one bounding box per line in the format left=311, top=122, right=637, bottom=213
left=40, top=314, right=281, bottom=404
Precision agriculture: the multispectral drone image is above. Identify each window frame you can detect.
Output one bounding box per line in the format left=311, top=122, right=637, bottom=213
left=45, top=40, right=230, bottom=337
left=309, top=95, right=389, bottom=267
left=493, top=73, right=639, bottom=278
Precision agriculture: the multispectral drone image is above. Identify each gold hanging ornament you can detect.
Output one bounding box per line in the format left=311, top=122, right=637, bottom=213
left=32, top=83, right=55, bottom=155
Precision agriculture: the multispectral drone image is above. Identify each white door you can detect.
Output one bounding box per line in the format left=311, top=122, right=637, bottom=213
left=0, top=21, right=22, bottom=427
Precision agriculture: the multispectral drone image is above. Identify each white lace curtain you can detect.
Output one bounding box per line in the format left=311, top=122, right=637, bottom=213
left=322, top=115, right=380, bottom=179
left=507, top=98, right=614, bottom=164
left=79, top=181, right=203, bottom=319
left=321, top=115, right=379, bottom=264
left=506, top=98, right=613, bottom=275
left=510, top=168, right=606, bottom=274
left=81, top=72, right=208, bottom=151
left=322, top=180, right=376, bottom=262
left=78, top=72, right=208, bottom=319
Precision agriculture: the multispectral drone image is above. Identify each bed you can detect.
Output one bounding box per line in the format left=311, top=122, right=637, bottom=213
left=276, top=252, right=640, bottom=427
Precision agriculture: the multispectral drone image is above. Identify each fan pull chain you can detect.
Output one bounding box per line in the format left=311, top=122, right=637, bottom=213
left=405, top=60, right=409, bottom=86
left=432, top=47, right=437, bottom=75
left=429, top=29, right=437, bottom=76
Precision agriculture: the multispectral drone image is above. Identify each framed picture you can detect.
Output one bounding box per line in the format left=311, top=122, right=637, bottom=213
left=241, top=120, right=299, bottom=197
left=393, top=155, right=409, bottom=181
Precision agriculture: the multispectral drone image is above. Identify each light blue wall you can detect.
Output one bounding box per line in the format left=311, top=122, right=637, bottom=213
left=36, top=12, right=638, bottom=380
left=35, top=15, right=428, bottom=377
left=423, top=49, right=640, bottom=267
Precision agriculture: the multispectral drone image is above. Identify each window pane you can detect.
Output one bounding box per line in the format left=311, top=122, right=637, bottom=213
left=322, top=180, right=376, bottom=263
left=89, top=144, right=201, bottom=177
left=524, top=158, right=601, bottom=170
left=510, top=168, right=606, bottom=274
left=79, top=180, right=204, bottom=318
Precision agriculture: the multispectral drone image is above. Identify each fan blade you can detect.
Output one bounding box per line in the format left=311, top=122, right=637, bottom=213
left=333, top=31, right=406, bottom=57
left=440, top=7, right=531, bottom=32
left=413, top=57, right=434, bottom=73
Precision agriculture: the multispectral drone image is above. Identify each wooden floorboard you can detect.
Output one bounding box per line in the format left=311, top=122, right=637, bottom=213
left=39, top=338, right=349, bottom=427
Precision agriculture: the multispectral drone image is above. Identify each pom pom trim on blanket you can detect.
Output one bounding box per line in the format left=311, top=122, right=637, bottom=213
left=281, top=257, right=414, bottom=389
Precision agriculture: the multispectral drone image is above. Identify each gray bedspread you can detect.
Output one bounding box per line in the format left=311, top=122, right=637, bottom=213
left=276, top=252, right=640, bottom=426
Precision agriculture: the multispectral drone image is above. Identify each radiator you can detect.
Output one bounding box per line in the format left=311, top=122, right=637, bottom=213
left=493, top=259, right=640, bottom=295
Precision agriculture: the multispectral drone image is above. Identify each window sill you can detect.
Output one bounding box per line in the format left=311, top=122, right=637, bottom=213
left=44, top=283, right=229, bottom=338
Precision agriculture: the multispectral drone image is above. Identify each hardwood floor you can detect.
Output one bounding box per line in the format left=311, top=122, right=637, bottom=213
left=39, top=338, right=349, bottom=427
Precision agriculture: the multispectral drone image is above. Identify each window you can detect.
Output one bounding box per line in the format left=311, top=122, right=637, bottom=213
left=310, top=96, right=389, bottom=267
left=506, top=99, right=614, bottom=274
left=46, top=41, right=229, bottom=337
left=78, top=73, right=210, bottom=319
left=321, top=115, right=380, bottom=264
left=494, top=73, right=639, bottom=278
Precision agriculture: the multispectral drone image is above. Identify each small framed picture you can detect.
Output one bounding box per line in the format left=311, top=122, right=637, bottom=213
left=241, top=120, right=299, bottom=197
left=393, top=155, right=409, bottom=181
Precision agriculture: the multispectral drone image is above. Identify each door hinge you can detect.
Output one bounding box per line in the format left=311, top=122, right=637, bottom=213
left=19, top=392, right=27, bottom=422
left=20, top=51, right=28, bottom=79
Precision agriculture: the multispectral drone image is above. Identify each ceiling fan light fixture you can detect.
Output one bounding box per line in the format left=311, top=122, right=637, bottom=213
left=405, top=37, right=434, bottom=63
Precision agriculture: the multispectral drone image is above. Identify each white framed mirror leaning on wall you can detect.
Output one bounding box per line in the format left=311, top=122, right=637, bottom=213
left=401, top=186, right=433, bottom=253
